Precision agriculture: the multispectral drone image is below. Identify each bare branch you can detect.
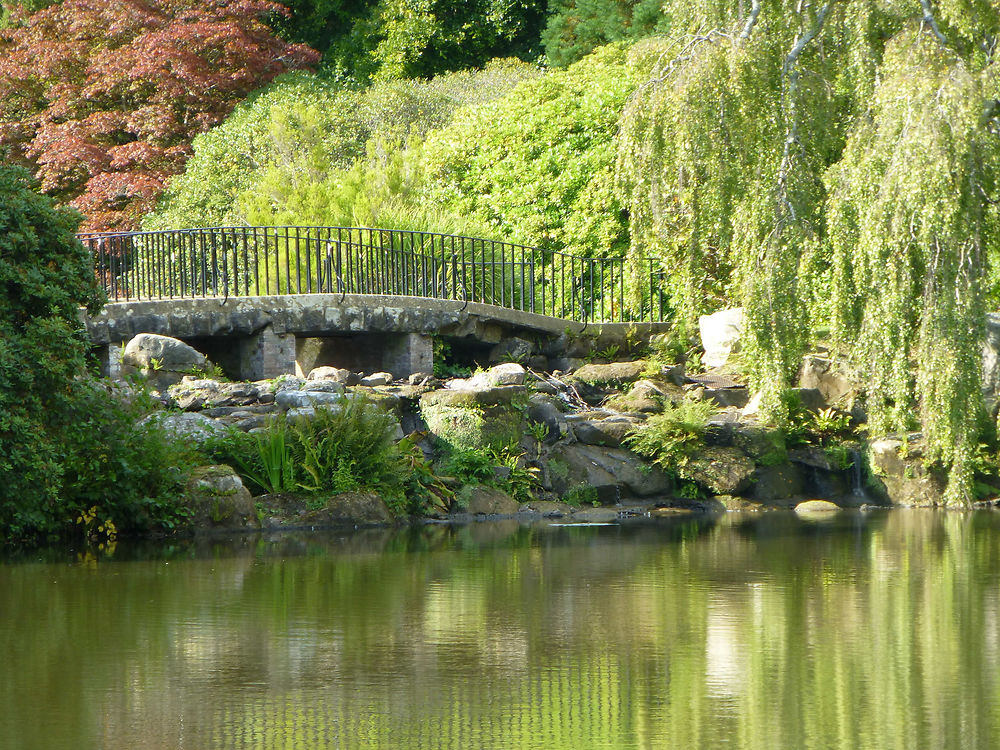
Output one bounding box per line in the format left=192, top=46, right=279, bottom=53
left=919, top=0, right=949, bottom=48
left=739, top=0, right=761, bottom=41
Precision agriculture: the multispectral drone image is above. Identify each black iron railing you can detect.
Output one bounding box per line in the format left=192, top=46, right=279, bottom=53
left=78, top=226, right=669, bottom=323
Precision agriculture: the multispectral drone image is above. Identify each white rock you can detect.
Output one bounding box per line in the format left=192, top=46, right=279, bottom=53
left=699, top=308, right=744, bottom=368
left=360, top=372, right=393, bottom=387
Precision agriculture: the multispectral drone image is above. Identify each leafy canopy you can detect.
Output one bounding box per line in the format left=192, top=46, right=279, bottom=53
left=0, top=0, right=318, bottom=231
left=617, top=0, right=1000, bottom=503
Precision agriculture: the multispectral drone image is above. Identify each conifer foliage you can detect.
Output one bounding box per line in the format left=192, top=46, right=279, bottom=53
left=0, top=0, right=319, bottom=231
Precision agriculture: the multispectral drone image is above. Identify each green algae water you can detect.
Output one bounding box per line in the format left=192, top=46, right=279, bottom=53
left=3, top=510, right=1000, bottom=749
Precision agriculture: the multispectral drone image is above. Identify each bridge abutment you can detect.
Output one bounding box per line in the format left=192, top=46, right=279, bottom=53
left=239, top=325, right=296, bottom=380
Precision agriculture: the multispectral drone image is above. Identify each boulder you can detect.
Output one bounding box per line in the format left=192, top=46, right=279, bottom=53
left=549, top=444, right=670, bottom=497
left=461, top=363, right=527, bottom=388
left=869, top=437, right=946, bottom=506
left=701, top=387, right=750, bottom=409
left=569, top=507, right=621, bottom=523
left=794, top=499, right=842, bottom=514
left=275, top=389, right=346, bottom=409
left=466, top=486, right=520, bottom=515
left=140, top=412, right=227, bottom=445
left=360, top=372, right=393, bottom=387
left=604, top=379, right=675, bottom=413
left=422, top=385, right=526, bottom=409
left=571, top=418, right=636, bottom=448
left=751, top=463, right=804, bottom=502
left=184, top=465, right=258, bottom=532
left=308, top=366, right=360, bottom=385
left=699, top=308, right=744, bottom=368
left=259, top=491, right=392, bottom=527
left=681, top=446, right=755, bottom=495
left=123, top=333, right=209, bottom=373
left=169, top=379, right=261, bottom=411
left=572, top=361, right=647, bottom=386
left=799, top=355, right=855, bottom=406
left=518, top=500, right=574, bottom=517
left=526, top=393, right=570, bottom=443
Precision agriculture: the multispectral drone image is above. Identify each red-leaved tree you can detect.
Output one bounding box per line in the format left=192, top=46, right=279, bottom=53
left=0, top=0, right=319, bottom=230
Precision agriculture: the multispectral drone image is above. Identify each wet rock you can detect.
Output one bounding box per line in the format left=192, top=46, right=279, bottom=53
left=184, top=465, right=258, bottom=532
left=569, top=507, right=621, bottom=523
left=682, top=446, right=755, bottom=495
left=260, top=492, right=392, bottom=527
left=466, top=486, right=520, bottom=515
left=706, top=495, right=766, bottom=512
left=699, top=308, right=744, bottom=367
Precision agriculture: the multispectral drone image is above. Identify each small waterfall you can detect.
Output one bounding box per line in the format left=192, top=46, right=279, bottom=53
left=850, top=449, right=865, bottom=497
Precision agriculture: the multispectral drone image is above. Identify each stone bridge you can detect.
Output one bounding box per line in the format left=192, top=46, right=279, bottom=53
left=85, top=294, right=671, bottom=380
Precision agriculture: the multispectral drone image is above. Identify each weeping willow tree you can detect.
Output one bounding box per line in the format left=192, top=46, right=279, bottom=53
left=618, top=0, right=1000, bottom=504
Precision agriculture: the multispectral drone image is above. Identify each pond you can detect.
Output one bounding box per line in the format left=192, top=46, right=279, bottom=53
left=3, top=510, right=1000, bottom=749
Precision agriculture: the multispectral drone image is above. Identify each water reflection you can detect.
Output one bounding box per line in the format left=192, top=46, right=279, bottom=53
left=2, top=512, right=1000, bottom=749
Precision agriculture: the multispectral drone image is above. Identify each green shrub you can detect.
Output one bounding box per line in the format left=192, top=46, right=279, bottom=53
left=624, top=398, right=717, bottom=471
left=147, top=62, right=538, bottom=230
left=209, top=397, right=403, bottom=498
left=422, top=43, right=643, bottom=259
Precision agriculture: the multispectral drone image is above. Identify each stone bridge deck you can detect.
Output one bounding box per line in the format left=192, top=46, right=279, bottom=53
left=85, top=294, right=671, bottom=380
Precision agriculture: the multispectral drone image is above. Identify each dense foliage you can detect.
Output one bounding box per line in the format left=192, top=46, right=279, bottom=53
left=146, top=62, right=538, bottom=231
left=270, top=0, right=546, bottom=81
left=0, top=166, right=195, bottom=544
left=541, top=0, right=668, bottom=66
left=617, top=0, right=1000, bottom=503
left=421, top=42, right=645, bottom=256
left=0, top=0, right=318, bottom=231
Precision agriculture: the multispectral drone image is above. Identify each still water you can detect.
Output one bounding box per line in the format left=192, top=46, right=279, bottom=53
left=3, top=510, right=1000, bottom=749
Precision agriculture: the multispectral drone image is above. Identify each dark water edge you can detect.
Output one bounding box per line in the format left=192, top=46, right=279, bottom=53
left=3, top=509, right=1000, bottom=750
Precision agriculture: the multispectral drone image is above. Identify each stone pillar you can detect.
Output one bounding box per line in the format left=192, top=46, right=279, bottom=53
left=93, top=343, right=124, bottom=380
left=239, top=325, right=296, bottom=380
left=382, top=333, right=433, bottom=379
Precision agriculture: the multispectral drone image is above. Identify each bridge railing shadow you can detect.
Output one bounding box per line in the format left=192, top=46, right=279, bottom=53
left=77, top=226, right=670, bottom=323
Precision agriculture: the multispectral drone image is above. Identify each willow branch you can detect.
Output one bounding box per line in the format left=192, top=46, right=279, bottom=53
left=775, top=2, right=833, bottom=225
left=919, top=0, right=949, bottom=48
left=739, top=0, right=761, bottom=41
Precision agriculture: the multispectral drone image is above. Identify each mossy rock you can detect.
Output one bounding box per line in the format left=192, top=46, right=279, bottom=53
left=681, top=446, right=755, bottom=495
left=184, top=465, right=258, bottom=532
left=420, top=385, right=526, bottom=409
left=421, top=400, right=524, bottom=453
left=572, top=361, right=647, bottom=386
